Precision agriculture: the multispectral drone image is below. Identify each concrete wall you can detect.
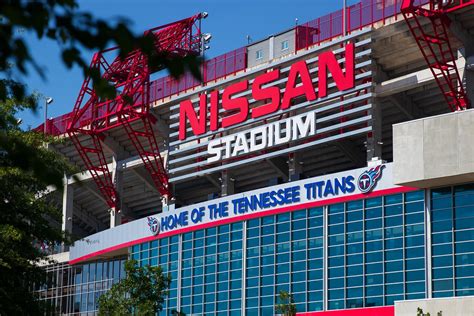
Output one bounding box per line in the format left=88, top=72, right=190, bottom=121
left=273, top=29, right=295, bottom=59
left=395, top=296, right=474, bottom=315
left=247, top=29, right=295, bottom=68
left=393, top=109, right=474, bottom=188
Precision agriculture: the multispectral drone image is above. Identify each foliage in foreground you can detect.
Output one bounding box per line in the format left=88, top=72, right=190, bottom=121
left=0, top=96, right=74, bottom=314
left=417, top=307, right=443, bottom=316
left=1, top=0, right=200, bottom=314
left=275, top=290, right=297, bottom=316
left=98, top=260, right=171, bottom=316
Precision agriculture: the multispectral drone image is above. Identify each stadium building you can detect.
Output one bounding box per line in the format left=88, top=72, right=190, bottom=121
left=36, top=0, right=474, bottom=315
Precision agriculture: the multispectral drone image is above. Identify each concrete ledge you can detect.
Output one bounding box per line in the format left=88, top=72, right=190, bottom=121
left=393, top=109, right=474, bottom=188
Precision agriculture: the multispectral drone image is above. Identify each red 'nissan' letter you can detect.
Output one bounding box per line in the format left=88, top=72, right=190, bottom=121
left=209, top=90, right=219, bottom=131
left=179, top=93, right=207, bottom=140
left=252, top=69, right=281, bottom=119
left=281, top=60, right=317, bottom=109
left=318, top=42, right=355, bottom=98
left=222, top=81, right=249, bottom=128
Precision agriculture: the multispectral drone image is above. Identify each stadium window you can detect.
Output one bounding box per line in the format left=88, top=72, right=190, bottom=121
left=256, top=49, right=263, bottom=60
left=281, top=40, right=289, bottom=51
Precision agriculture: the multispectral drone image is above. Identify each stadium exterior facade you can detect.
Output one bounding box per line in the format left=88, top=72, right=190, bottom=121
left=36, top=1, right=474, bottom=315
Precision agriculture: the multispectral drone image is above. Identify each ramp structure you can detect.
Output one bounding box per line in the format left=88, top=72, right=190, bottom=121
left=401, top=0, right=473, bottom=111
left=67, top=14, right=204, bottom=211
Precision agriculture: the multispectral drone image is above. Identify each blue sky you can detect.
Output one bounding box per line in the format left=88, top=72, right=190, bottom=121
left=20, top=0, right=358, bottom=129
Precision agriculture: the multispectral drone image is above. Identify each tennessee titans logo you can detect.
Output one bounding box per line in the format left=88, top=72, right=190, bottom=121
left=357, top=165, right=385, bottom=194
left=147, top=216, right=160, bottom=236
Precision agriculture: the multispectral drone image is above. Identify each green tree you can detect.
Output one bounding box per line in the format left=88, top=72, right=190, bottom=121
left=0, top=0, right=201, bottom=104
left=0, top=95, right=75, bottom=314
left=0, top=1, right=200, bottom=314
left=275, top=290, right=297, bottom=316
left=98, top=260, right=171, bottom=316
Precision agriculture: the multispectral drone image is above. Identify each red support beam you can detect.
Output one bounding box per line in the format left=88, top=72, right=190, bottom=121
left=67, top=14, right=203, bottom=211
left=402, top=0, right=471, bottom=111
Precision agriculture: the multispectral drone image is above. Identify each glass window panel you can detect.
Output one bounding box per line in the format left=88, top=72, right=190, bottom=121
left=365, top=219, right=382, bottom=230
left=329, top=203, right=344, bottom=214
left=347, top=221, right=363, bottom=232
left=406, top=190, right=424, bottom=202
left=406, top=258, right=425, bottom=271
left=329, top=213, right=344, bottom=225
left=406, top=212, right=424, bottom=225
left=385, top=283, right=404, bottom=295
left=347, top=210, right=363, bottom=222
left=385, top=194, right=403, bottom=205
left=432, top=244, right=453, bottom=256
left=347, top=276, right=363, bottom=287
left=366, top=208, right=382, bottom=219
left=406, top=270, right=425, bottom=282
left=366, top=197, right=382, bottom=208
left=328, top=289, right=344, bottom=300
left=455, top=229, right=474, bottom=242
left=365, top=285, right=383, bottom=296
left=406, top=281, right=425, bottom=294
left=433, top=267, right=453, bottom=279
left=309, top=207, right=323, bottom=217
left=456, top=277, right=474, bottom=290
left=406, top=235, right=424, bottom=247
left=432, top=232, right=452, bottom=244
left=432, top=197, right=452, bottom=210
left=433, top=255, right=452, bottom=268
left=456, top=253, right=474, bottom=266
left=385, top=204, right=403, bottom=216
left=346, top=287, right=363, bottom=298
left=277, top=213, right=290, bottom=222
left=346, top=265, right=363, bottom=276
left=366, top=229, right=383, bottom=241
left=405, top=201, right=424, bottom=213
left=456, top=217, right=474, bottom=230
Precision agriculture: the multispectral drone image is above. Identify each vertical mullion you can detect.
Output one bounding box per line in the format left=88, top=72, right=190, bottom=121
left=382, top=195, right=386, bottom=305
left=242, top=221, right=247, bottom=314
left=451, top=187, right=456, bottom=296
left=323, top=205, right=328, bottom=311
left=176, top=234, right=182, bottom=313
left=425, top=189, right=433, bottom=299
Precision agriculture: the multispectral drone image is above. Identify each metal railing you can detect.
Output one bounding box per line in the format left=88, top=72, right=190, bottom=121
left=149, top=47, right=247, bottom=103
left=296, top=0, right=430, bottom=50
left=37, top=0, right=429, bottom=136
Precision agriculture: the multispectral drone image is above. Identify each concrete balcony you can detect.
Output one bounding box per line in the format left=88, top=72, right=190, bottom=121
left=393, top=109, right=474, bottom=188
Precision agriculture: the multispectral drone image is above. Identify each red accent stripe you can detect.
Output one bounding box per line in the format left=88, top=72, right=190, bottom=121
left=69, top=186, right=417, bottom=264
left=298, top=306, right=394, bottom=316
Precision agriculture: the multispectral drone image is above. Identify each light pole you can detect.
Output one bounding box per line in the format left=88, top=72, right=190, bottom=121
left=44, top=97, right=53, bottom=134
left=343, top=0, right=347, bottom=36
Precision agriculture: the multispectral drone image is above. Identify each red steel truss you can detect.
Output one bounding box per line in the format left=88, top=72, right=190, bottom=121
left=402, top=0, right=473, bottom=111
left=67, top=14, right=203, bottom=210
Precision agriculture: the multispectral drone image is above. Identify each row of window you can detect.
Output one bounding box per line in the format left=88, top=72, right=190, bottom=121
left=37, top=185, right=474, bottom=315
left=255, top=40, right=290, bottom=60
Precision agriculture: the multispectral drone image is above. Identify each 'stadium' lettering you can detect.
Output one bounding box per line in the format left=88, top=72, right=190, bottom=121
left=178, top=43, right=355, bottom=140
left=207, top=111, right=316, bottom=163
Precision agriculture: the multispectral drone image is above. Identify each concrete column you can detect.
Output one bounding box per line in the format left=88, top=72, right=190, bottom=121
left=62, top=175, right=74, bottom=251
left=110, top=155, right=122, bottom=228
left=366, top=101, right=383, bottom=162
left=269, top=36, right=275, bottom=60
left=109, top=208, right=122, bottom=228
left=288, top=152, right=303, bottom=181
left=221, top=170, right=235, bottom=196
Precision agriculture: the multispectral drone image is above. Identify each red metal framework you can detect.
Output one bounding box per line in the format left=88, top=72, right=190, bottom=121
left=67, top=14, right=204, bottom=210
left=402, top=0, right=472, bottom=111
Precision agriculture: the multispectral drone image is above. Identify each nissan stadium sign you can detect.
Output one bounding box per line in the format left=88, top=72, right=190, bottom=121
left=169, top=32, right=373, bottom=182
